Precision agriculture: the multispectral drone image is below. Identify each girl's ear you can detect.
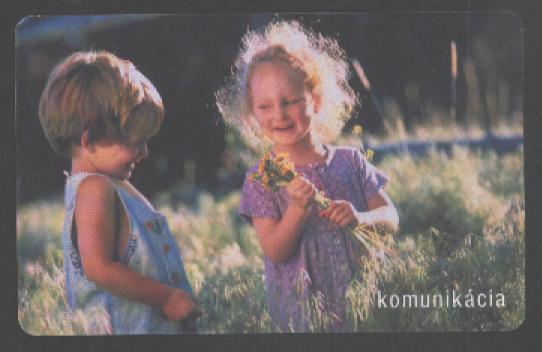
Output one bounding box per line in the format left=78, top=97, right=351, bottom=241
left=312, top=93, right=322, bottom=114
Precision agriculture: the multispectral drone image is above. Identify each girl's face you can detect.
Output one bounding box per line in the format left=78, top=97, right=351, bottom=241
left=87, top=133, right=150, bottom=181
left=249, top=61, right=319, bottom=151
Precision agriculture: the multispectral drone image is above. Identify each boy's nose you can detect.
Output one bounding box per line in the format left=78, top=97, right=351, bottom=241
left=139, top=143, right=149, bottom=159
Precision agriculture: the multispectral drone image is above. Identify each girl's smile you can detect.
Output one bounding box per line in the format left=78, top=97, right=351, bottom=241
left=274, top=123, right=295, bottom=134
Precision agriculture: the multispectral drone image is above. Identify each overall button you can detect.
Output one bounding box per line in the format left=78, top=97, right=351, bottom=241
left=340, top=264, right=349, bottom=272
left=334, top=238, right=341, bottom=245
left=145, top=219, right=163, bottom=234
left=162, top=244, right=171, bottom=254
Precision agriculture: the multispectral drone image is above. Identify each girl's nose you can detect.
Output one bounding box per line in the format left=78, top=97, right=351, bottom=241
left=275, top=105, right=288, bottom=120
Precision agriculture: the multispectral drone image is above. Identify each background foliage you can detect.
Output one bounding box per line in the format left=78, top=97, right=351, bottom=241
left=17, top=146, right=524, bottom=334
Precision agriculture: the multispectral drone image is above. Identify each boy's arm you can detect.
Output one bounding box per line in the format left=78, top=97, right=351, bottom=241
left=75, top=175, right=195, bottom=321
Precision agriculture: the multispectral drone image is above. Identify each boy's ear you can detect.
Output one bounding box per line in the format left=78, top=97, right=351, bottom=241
left=80, top=130, right=95, bottom=153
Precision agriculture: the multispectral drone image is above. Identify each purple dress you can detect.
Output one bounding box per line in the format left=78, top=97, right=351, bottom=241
left=239, top=146, right=389, bottom=332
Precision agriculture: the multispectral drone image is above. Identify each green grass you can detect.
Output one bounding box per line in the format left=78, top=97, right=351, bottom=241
left=17, top=148, right=524, bottom=334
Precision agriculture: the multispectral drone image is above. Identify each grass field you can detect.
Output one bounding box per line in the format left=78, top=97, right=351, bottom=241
left=17, top=145, right=524, bottom=334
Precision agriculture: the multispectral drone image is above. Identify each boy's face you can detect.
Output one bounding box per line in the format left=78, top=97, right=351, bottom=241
left=89, top=134, right=149, bottom=181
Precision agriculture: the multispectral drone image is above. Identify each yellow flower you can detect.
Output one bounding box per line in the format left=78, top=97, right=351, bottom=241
left=279, top=161, right=294, bottom=176
left=365, top=149, right=374, bottom=161
left=275, top=152, right=289, bottom=162
left=261, top=174, right=270, bottom=188
left=352, top=125, right=363, bottom=136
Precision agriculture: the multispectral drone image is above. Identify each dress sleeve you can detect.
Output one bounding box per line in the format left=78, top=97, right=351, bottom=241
left=239, top=171, right=281, bottom=224
left=354, top=149, right=389, bottom=201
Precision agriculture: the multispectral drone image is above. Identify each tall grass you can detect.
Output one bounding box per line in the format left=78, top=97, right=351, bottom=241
left=17, top=147, right=524, bottom=334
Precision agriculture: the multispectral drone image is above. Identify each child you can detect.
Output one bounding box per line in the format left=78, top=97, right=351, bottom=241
left=216, top=21, right=399, bottom=332
left=38, top=51, right=198, bottom=334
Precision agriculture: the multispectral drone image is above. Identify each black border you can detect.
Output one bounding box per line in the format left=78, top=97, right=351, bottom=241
left=4, top=0, right=542, bottom=351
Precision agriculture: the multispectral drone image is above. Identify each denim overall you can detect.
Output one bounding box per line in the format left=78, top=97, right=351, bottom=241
left=62, top=172, right=193, bottom=334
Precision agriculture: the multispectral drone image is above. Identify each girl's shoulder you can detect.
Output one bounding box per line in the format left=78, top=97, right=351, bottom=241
left=328, top=145, right=366, bottom=166
left=327, top=145, right=381, bottom=179
left=330, top=145, right=362, bottom=158
left=241, top=163, right=269, bottom=194
left=244, top=163, right=260, bottom=177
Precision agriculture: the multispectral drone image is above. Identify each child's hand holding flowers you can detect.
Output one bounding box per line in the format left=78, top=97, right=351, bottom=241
left=286, top=175, right=317, bottom=211
left=251, top=151, right=396, bottom=260
left=319, top=200, right=359, bottom=228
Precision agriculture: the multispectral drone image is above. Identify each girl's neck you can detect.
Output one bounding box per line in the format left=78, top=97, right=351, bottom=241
left=272, top=137, right=327, bottom=166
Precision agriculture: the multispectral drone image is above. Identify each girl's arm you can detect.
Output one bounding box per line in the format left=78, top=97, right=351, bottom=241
left=252, top=175, right=315, bottom=263
left=320, top=189, right=399, bottom=234
left=75, top=175, right=196, bottom=321
left=357, top=190, right=399, bottom=234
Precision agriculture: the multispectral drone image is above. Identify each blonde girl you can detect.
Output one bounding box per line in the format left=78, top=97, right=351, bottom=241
left=216, top=20, right=399, bottom=332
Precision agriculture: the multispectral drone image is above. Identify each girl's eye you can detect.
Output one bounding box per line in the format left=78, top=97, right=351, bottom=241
left=284, top=98, right=302, bottom=106
left=257, top=105, right=270, bottom=111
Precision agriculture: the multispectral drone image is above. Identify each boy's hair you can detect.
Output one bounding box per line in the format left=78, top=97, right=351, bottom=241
left=39, top=51, right=163, bottom=157
left=215, top=20, right=358, bottom=151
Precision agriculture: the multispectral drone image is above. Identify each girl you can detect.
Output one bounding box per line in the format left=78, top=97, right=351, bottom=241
left=38, top=51, right=198, bottom=334
left=216, top=21, right=399, bottom=332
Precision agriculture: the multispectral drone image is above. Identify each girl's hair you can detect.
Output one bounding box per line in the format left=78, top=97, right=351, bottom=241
left=39, top=51, right=163, bottom=157
left=215, top=20, right=358, bottom=151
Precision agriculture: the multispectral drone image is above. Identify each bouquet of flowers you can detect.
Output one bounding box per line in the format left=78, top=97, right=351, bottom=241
left=251, top=151, right=396, bottom=260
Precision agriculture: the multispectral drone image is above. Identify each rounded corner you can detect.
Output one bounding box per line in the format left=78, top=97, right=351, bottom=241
left=15, top=15, right=39, bottom=32
left=17, top=317, right=38, bottom=337
left=500, top=10, right=524, bottom=33
left=503, top=311, right=526, bottom=332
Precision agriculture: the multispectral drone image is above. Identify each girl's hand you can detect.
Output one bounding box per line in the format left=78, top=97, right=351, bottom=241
left=162, top=288, right=199, bottom=321
left=286, top=175, right=316, bottom=211
left=319, top=200, right=358, bottom=227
